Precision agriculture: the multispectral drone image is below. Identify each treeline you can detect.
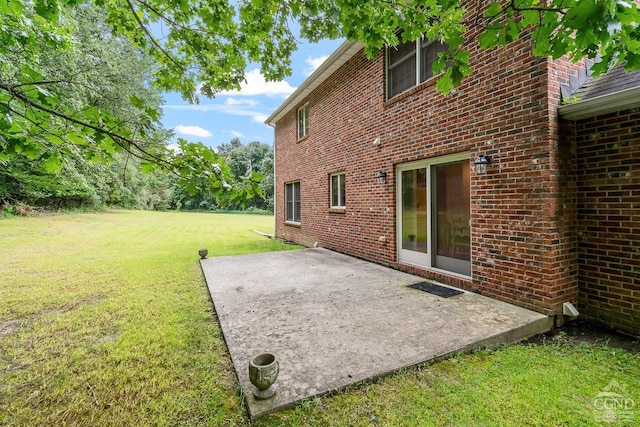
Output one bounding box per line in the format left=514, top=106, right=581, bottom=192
left=0, top=138, right=274, bottom=214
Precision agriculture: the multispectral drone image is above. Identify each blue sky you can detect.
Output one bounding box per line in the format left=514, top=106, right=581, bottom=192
left=160, top=37, right=344, bottom=150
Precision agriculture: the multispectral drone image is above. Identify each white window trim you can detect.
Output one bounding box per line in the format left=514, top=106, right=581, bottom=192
left=297, top=104, right=309, bottom=139
left=386, top=37, right=446, bottom=99
left=330, top=173, right=346, bottom=209
left=395, top=152, right=471, bottom=277
left=285, top=180, right=301, bottom=224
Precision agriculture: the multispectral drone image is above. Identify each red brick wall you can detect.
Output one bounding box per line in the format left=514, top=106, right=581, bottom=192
left=274, top=34, right=581, bottom=317
left=574, top=109, right=640, bottom=336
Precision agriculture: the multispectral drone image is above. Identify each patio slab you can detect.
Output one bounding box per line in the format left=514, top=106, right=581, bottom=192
left=200, top=248, right=552, bottom=420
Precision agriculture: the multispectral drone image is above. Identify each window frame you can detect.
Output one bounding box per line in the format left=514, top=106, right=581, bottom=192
left=396, top=152, right=471, bottom=278
left=330, top=173, right=346, bottom=209
left=297, top=104, right=309, bottom=139
left=386, top=36, right=448, bottom=99
left=285, top=181, right=301, bottom=224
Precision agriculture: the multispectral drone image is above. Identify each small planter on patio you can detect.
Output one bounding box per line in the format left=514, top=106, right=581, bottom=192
left=249, top=353, right=279, bottom=400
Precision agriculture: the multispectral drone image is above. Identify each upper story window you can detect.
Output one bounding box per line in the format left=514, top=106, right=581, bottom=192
left=386, top=35, right=448, bottom=99
left=330, top=173, right=345, bottom=209
left=297, top=104, right=308, bottom=139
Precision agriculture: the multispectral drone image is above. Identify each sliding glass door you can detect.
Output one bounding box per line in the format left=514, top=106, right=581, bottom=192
left=399, top=167, right=427, bottom=266
left=433, top=161, right=471, bottom=275
left=396, top=153, right=471, bottom=276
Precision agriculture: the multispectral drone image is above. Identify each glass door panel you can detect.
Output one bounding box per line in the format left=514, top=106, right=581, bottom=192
left=398, top=168, right=428, bottom=266
left=401, top=168, right=427, bottom=253
left=433, top=161, right=470, bottom=275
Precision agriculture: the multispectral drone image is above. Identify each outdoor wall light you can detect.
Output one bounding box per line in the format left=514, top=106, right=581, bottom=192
left=376, top=171, right=387, bottom=184
left=474, top=154, right=491, bottom=175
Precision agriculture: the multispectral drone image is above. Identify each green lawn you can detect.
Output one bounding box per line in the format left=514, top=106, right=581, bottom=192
left=1, top=211, right=638, bottom=426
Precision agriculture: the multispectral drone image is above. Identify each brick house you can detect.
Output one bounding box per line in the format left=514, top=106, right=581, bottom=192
left=559, top=66, right=640, bottom=336
left=266, top=32, right=640, bottom=336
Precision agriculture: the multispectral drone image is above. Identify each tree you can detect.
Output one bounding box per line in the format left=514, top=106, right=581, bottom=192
left=2, top=0, right=639, bottom=191
left=173, top=139, right=273, bottom=211
left=241, top=0, right=640, bottom=92
left=222, top=140, right=274, bottom=211
left=0, top=0, right=257, bottom=206
left=0, top=3, right=175, bottom=209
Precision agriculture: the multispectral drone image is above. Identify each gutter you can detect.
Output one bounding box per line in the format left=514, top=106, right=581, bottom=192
left=265, top=40, right=363, bottom=127
left=558, top=85, right=640, bottom=120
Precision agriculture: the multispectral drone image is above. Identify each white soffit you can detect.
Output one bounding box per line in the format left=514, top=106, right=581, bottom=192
left=266, top=40, right=364, bottom=127
left=558, top=86, right=640, bottom=120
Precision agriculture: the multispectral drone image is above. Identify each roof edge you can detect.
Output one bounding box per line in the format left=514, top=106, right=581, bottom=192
left=266, top=40, right=364, bottom=127
left=558, top=85, right=640, bottom=120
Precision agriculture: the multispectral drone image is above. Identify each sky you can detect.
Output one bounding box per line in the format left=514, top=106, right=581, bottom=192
left=160, top=37, right=344, bottom=150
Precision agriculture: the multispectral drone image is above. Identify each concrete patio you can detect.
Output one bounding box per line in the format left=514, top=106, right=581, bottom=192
left=200, top=248, right=552, bottom=420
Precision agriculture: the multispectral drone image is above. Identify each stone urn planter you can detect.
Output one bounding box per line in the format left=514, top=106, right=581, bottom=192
left=198, top=248, right=208, bottom=259
left=248, top=353, right=279, bottom=400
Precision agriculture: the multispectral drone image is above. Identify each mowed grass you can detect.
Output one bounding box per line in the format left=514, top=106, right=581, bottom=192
left=1, top=211, right=639, bottom=426
left=0, top=210, right=290, bottom=426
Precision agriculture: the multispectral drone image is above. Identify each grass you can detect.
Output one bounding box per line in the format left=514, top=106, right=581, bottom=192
left=0, top=211, right=290, bottom=426
left=258, top=337, right=639, bottom=426
left=1, top=210, right=639, bottom=426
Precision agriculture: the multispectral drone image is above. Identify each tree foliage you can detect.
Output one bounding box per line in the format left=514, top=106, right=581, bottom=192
left=0, top=150, right=174, bottom=211
left=174, top=139, right=273, bottom=212
left=1, top=0, right=639, bottom=200
left=0, top=0, right=261, bottom=206
left=218, top=139, right=274, bottom=211
left=0, top=2, right=175, bottom=210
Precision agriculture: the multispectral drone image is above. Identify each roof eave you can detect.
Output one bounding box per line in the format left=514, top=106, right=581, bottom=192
left=266, top=40, right=364, bottom=127
left=558, top=86, right=640, bottom=120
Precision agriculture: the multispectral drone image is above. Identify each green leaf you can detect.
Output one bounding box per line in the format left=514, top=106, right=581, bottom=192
left=82, top=107, right=100, bottom=122
left=34, top=0, right=60, bottom=22
left=140, top=162, right=156, bottom=173
left=41, top=152, right=63, bottom=173
left=67, top=132, right=89, bottom=146
left=520, top=10, right=540, bottom=27
left=564, top=2, right=605, bottom=30
left=478, top=27, right=500, bottom=49
left=129, top=95, right=146, bottom=109
left=21, top=65, right=44, bottom=83
left=485, top=2, right=503, bottom=18
left=0, top=0, right=24, bottom=16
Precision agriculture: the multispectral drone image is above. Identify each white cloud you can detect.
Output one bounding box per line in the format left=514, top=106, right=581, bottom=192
left=225, top=97, right=258, bottom=107
left=220, top=69, right=296, bottom=97
left=230, top=130, right=244, bottom=137
left=251, top=114, right=269, bottom=123
left=174, top=125, right=212, bottom=138
left=304, top=55, right=330, bottom=77
left=164, top=103, right=270, bottom=125
left=164, top=104, right=223, bottom=112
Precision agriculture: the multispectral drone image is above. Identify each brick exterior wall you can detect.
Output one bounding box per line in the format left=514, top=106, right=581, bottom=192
left=573, top=109, right=640, bottom=336
left=273, top=34, right=582, bottom=318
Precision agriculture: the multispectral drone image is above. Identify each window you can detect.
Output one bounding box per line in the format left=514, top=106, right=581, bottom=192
left=285, top=181, right=301, bottom=223
left=330, top=173, right=346, bottom=208
left=297, top=104, right=308, bottom=139
left=387, top=35, right=448, bottom=99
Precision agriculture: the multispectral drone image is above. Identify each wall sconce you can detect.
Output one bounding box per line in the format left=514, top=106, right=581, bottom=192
left=474, top=154, right=491, bottom=175
left=376, top=171, right=387, bottom=184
